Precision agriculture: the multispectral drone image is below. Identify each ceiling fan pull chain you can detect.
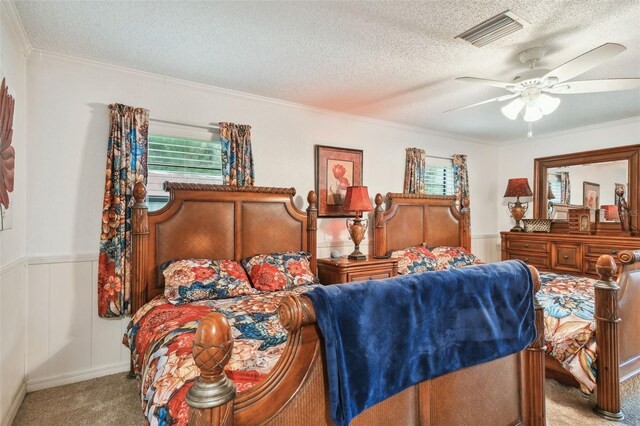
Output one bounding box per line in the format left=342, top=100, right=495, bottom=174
left=527, top=122, right=533, bottom=138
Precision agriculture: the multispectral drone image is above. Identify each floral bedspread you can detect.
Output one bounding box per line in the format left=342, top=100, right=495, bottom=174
left=538, top=272, right=597, bottom=394
left=124, top=285, right=314, bottom=426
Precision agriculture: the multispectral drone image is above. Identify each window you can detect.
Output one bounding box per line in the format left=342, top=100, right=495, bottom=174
left=424, top=156, right=455, bottom=196
left=548, top=172, right=562, bottom=204
left=147, top=122, right=222, bottom=211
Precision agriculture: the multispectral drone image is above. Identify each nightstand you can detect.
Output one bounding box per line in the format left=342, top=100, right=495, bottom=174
left=317, top=256, right=399, bottom=284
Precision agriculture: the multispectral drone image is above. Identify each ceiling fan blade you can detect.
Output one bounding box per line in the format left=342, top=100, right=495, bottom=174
left=545, top=78, right=640, bottom=94
left=455, top=77, right=515, bottom=90
left=543, top=43, right=626, bottom=83
left=444, top=93, right=518, bottom=113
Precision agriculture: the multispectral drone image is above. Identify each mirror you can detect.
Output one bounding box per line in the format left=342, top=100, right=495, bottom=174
left=547, top=160, right=628, bottom=221
left=533, top=145, right=639, bottom=233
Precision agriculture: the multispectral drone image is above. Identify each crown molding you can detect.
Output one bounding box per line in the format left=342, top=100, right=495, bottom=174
left=0, top=0, right=33, bottom=58
left=503, top=116, right=640, bottom=146
left=30, top=48, right=495, bottom=146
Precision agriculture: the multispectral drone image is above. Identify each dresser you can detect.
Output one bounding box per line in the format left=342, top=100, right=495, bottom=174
left=501, top=231, right=640, bottom=277
left=317, top=256, right=399, bottom=284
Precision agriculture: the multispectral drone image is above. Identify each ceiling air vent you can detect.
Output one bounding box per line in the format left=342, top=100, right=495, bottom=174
left=456, top=10, right=529, bottom=47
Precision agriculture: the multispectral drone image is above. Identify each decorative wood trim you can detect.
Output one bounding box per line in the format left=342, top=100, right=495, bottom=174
left=163, top=182, right=297, bottom=195
left=386, top=192, right=456, bottom=201
left=306, top=191, right=318, bottom=275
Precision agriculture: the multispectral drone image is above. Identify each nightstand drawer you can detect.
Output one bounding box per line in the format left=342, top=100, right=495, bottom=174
left=349, top=271, right=392, bottom=282
left=507, top=239, right=548, bottom=253
left=551, top=243, right=582, bottom=273
left=584, top=244, right=627, bottom=258
left=506, top=251, right=549, bottom=269
left=317, top=256, right=398, bottom=285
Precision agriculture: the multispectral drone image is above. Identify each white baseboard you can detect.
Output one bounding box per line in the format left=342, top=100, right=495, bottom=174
left=2, top=380, right=26, bottom=426
left=26, top=362, right=130, bottom=392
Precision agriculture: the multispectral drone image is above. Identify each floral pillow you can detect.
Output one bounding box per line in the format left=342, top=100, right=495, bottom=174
left=242, top=251, right=317, bottom=292
left=390, top=244, right=438, bottom=275
left=163, top=259, right=256, bottom=304
left=430, top=246, right=484, bottom=270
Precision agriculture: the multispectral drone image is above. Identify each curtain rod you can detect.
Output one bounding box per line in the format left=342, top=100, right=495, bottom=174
left=426, top=154, right=453, bottom=161
left=150, top=117, right=220, bottom=131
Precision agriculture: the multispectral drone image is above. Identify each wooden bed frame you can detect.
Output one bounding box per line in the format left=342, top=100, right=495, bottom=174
left=131, top=183, right=546, bottom=425
left=372, top=192, right=640, bottom=421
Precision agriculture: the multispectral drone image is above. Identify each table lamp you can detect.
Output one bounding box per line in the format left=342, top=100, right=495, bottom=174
left=342, top=186, right=374, bottom=260
left=504, top=178, right=533, bottom=232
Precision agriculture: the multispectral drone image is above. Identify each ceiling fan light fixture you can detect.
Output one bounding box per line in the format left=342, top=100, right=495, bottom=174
left=501, top=97, right=525, bottom=120
left=537, top=94, right=561, bottom=115
left=523, top=102, right=543, bottom=122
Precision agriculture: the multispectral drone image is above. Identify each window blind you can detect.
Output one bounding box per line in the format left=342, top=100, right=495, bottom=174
left=424, top=157, right=456, bottom=196
left=548, top=173, right=562, bottom=203
left=147, top=134, right=223, bottom=210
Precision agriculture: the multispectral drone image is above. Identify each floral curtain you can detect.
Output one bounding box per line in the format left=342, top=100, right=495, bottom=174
left=560, top=171, right=571, bottom=204
left=98, top=104, right=149, bottom=318
left=403, top=148, right=426, bottom=194
left=219, top=122, right=254, bottom=186
left=452, top=154, right=470, bottom=211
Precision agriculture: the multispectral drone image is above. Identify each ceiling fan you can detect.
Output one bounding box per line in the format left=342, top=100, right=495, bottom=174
left=448, top=43, right=640, bottom=122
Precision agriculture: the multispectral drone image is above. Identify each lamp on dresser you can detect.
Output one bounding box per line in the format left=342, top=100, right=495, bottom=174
left=504, top=178, right=533, bottom=232
left=342, top=186, right=374, bottom=260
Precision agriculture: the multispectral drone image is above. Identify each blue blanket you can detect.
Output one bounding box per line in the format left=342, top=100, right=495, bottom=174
left=305, top=260, right=536, bottom=426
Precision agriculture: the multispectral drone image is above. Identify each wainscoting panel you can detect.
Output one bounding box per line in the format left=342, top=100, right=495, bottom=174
left=0, top=260, right=27, bottom=426
left=26, top=258, right=129, bottom=392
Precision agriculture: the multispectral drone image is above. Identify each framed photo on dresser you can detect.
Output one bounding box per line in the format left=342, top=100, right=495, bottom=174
left=314, top=145, right=363, bottom=217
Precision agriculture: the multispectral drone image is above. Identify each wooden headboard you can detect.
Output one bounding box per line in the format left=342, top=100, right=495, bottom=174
left=130, top=182, right=317, bottom=314
left=373, top=192, right=471, bottom=257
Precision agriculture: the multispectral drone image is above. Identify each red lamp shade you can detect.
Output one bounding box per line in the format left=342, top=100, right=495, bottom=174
left=602, top=205, right=619, bottom=221
left=342, top=186, right=373, bottom=213
left=504, top=178, right=533, bottom=198
left=547, top=184, right=556, bottom=200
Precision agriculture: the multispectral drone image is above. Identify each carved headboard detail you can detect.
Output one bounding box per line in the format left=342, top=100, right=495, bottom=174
left=131, top=182, right=317, bottom=314
left=373, top=192, right=471, bottom=257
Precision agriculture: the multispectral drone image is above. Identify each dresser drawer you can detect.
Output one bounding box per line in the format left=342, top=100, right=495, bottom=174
left=506, top=251, right=549, bottom=269
left=551, top=243, right=582, bottom=273
left=349, top=271, right=392, bottom=282
left=584, top=244, right=636, bottom=259
left=506, top=239, right=548, bottom=253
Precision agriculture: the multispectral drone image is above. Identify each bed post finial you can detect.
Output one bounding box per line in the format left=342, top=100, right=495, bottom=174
left=131, top=181, right=149, bottom=315
left=593, top=254, right=623, bottom=421
left=187, top=312, right=236, bottom=425
left=373, top=193, right=387, bottom=257
left=522, top=265, right=546, bottom=426
left=307, top=191, right=318, bottom=275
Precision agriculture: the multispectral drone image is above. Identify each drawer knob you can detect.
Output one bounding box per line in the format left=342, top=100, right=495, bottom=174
left=524, top=258, right=529, bottom=262
left=563, top=255, right=569, bottom=260
left=611, top=249, right=618, bottom=254
left=524, top=244, right=529, bottom=248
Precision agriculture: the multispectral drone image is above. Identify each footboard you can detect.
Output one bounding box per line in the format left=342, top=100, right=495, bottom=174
left=187, top=266, right=546, bottom=426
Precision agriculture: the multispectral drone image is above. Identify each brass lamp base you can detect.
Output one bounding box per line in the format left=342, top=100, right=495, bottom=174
left=508, top=198, right=528, bottom=232
left=346, top=215, right=368, bottom=261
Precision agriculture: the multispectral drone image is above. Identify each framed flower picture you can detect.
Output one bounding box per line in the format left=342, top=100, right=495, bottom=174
left=315, top=145, right=363, bottom=217
left=583, top=181, right=600, bottom=209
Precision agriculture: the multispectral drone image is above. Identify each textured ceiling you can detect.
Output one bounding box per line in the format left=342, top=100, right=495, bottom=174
left=14, top=0, right=640, bottom=142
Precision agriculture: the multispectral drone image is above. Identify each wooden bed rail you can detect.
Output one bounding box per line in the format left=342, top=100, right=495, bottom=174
left=186, top=265, right=546, bottom=426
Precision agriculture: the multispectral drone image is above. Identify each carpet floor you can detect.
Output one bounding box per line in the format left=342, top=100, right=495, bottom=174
left=12, top=373, right=640, bottom=425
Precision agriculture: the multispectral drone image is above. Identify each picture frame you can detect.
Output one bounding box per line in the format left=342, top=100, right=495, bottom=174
left=315, top=145, right=363, bottom=217
left=583, top=181, right=600, bottom=209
